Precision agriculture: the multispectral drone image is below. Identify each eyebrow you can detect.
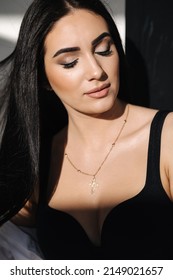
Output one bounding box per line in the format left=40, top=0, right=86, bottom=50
left=52, top=32, right=111, bottom=58
left=53, top=47, right=80, bottom=58
left=91, top=32, right=111, bottom=46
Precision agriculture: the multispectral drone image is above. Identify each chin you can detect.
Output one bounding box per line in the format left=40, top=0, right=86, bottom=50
left=88, top=103, right=116, bottom=116
left=95, top=97, right=116, bottom=112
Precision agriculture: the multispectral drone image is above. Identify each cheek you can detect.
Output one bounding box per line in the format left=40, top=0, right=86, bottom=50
left=107, top=57, right=120, bottom=92
left=113, top=56, right=119, bottom=81
left=45, top=65, right=80, bottom=94
left=101, top=50, right=119, bottom=79
left=110, top=55, right=119, bottom=75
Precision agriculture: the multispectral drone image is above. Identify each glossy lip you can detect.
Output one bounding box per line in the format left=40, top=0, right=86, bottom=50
left=84, top=83, right=111, bottom=98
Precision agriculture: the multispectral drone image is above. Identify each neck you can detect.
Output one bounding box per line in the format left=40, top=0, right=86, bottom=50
left=66, top=100, right=128, bottom=150
left=64, top=101, right=129, bottom=195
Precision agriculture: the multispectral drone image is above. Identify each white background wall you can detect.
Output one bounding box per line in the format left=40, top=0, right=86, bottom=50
left=0, top=0, right=125, bottom=60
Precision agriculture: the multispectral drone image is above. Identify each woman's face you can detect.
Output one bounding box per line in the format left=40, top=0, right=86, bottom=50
left=44, top=9, right=120, bottom=116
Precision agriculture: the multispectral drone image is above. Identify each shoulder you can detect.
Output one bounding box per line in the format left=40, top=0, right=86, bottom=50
left=129, top=104, right=158, bottom=118
left=160, top=110, right=173, bottom=146
left=128, top=104, right=158, bottom=134
left=161, top=110, right=173, bottom=129
left=129, top=104, right=173, bottom=200
left=130, top=104, right=173, bottom=135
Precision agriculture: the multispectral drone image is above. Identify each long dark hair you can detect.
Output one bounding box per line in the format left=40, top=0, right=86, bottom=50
left=0, top=0, right=130, bottom=224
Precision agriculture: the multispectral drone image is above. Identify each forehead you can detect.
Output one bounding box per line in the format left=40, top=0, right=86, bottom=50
left=44, top=9, right=109, bottom=49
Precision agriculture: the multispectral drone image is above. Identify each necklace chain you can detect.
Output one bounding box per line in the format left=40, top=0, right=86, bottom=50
left=65, top=104, right=129, bottom=194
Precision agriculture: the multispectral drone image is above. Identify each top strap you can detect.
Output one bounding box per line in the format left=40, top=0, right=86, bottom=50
left=145, top=110, right=171, bottom=186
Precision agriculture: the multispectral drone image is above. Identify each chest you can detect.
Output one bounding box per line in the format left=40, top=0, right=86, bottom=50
left=48, top=153, right=148, bottom=245
left=47, top=130, right=170, bottom=246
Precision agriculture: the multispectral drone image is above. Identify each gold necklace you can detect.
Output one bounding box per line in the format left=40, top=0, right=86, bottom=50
left=65, top=104, right=129, bottom=195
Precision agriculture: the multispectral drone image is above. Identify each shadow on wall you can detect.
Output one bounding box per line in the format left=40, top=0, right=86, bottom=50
left=126, top=0, right=173, bottom=111
left=126, top=38, right=150, bottom=108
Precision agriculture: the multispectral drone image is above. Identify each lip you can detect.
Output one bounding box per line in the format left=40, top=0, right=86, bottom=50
left=85, top=83, right=110, bottom=98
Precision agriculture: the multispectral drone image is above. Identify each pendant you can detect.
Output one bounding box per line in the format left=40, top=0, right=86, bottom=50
left=89, top=176, right=98, bottom=194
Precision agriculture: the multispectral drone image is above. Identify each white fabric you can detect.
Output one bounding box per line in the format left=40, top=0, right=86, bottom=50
left=0, top=221, right=43, bottom=259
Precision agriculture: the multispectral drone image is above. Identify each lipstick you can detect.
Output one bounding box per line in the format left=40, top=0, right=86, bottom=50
left=85, top=83, right=110, bottom=98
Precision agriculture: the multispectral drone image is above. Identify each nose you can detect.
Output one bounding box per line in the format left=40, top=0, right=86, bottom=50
left=85, top=55, right=107, bottom=81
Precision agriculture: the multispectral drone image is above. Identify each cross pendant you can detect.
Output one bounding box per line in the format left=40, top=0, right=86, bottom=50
left=89, top=176, right=98, bottom=194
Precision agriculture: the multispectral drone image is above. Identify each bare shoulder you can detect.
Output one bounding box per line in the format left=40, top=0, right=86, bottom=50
left=128, top=104, right=158, bottom=131
left=130, top=103, right=157, bottom=117
left=129, top=104, right=173, bottom=135
left=162, top=110, right=173, bottom=129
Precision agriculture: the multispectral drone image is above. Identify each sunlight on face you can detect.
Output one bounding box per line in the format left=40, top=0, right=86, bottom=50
left=44, top=9, right=120, bottom=116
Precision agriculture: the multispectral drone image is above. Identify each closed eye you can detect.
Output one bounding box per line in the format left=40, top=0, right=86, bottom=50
left=95, top=48, right=113, bottom=56
left=94, top=39, right=113, bottom=56
left=60, top=59, right=79, bottom=69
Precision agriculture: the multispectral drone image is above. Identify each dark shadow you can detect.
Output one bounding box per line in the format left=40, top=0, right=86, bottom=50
left=39, top=89, right=68, bottom=202
left=126, top=0, right=173, bottom=110
left=39, top=89, right=68, bottom=138
left=125, top=38, right=150, bottom=107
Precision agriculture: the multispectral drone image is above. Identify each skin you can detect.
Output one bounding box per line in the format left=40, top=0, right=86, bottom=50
left=44, top=9, right=120, bottom=118
left=13, top=9, right=173, bottom=245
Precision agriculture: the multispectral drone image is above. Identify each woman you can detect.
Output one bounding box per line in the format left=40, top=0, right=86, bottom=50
left=0, top=0, right=173, bottom=260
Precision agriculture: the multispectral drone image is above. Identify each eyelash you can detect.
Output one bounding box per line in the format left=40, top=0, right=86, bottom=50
left=95, top=48, right=113, bottom=56
left=95, top=42, right=113, bottom=56
left=61, top=45, right=113, bottom=69
left=62, top=59, right=79, bottom=69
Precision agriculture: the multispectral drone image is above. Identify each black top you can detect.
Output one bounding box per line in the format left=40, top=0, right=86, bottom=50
left=37, top=110, right=173, bottom=259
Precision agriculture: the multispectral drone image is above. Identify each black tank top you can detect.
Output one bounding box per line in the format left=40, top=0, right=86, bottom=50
left=37, top=110, right=173, bottom=259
